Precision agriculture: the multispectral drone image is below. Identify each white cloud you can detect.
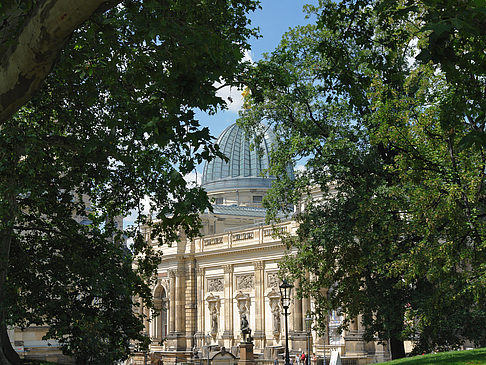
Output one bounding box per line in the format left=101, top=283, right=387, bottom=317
left=184, top=171, right=202, bottom=187
left=215, top=50, right=253, bottom=113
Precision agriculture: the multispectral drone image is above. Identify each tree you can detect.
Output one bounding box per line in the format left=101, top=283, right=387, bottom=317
left=0, top=1, right=258, bottom=364
left=0, top=0, right=118, bottom=123
left=239, top=0, right=486, bottom=358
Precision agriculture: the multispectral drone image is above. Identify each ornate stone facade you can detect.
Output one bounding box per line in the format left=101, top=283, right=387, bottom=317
left=137, top=123, right=388, bottom=364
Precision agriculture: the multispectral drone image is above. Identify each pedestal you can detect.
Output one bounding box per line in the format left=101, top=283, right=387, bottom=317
left=238, top=342, right=256, bottom=365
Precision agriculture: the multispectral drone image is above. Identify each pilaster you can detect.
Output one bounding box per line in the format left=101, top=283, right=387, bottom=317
left=166, top=262, right=187, bottom=351
left=175, top=264, right=186, bottom=333
left=253, top=261, right=265, bottom=349
left=223, top=264, right=234, bottom=348
left=168, top=270, right=176, bottom=334
left=290, top=280, right=306, bottom=351
left=185, top=260, right=197, bottom=350
left=196, top=267, right=205, bottom=348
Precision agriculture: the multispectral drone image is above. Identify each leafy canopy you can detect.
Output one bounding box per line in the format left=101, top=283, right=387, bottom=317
left=239, top=0, right=486, bottom=357
left=0, top=0, right=259, bottom=364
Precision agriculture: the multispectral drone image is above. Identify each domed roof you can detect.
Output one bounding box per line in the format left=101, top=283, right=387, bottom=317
left=201, top=123, right=276, bottom=192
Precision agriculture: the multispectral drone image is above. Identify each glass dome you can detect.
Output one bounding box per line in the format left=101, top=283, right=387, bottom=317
left=201, top=123, right=276, bottom=193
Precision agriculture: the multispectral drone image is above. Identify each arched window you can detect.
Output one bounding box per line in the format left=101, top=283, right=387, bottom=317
left=151, top=286, right=168, bottom=342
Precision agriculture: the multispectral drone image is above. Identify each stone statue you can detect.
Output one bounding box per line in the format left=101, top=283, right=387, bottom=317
left=273, top=309, right=281, bottom=333
left=240, top=314, right=252, bottom=343
left=211, top=308, right=218, bottom=333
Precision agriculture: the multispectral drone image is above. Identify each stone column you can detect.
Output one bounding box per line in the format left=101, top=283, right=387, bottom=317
left=144, top=305, right=151, bottom=335
left=172, top=262, right=187, bottom=350
left=301, top=275, right=311, bottom=321
left=139, top=296, right=150, bottom=336
left=169, top=270, right=176, bottom=334
left=222, top=264, right=234, bottom=348
left=196, top=267, right=205, bottom=348
left=253, top=261, right=265, bottom=349
left=293, top=294, right=303, bottom=331
left=153, top=298, right=163, bottom=341
left=185, top=260, right=197, bottom=350
left=175, top=264, right=186, bottom=333
left=301, top=291, right=312, bottom=353
left=291, top=280, right=306, bottom=352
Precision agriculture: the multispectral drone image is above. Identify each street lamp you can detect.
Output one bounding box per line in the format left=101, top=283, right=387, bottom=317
left=280, top=279, right=293, bottom=365
left=304, top=313, right=312, bottom=365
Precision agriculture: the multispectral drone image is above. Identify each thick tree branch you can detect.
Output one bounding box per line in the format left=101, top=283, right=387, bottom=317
left=0, top=0, right=118, bottom=124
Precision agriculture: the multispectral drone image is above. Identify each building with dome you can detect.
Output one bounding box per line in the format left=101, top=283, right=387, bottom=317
left=8, top=122, right=389, bottom=364
left=140, top=123, right=389, bottom=365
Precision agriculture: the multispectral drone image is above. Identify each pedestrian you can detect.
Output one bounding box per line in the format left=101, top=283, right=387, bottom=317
left=274, top=357, right=279, bottom=365
left=300, top=352, right=306, bottom=365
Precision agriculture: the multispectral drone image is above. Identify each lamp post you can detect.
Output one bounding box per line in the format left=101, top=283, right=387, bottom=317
left=280, top=279, right=293, bottom=365
left=304, top=313, right=312, bottom=365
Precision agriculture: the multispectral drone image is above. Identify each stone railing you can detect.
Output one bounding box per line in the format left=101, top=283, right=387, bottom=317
left=233, top=231, right=254, bottom=242
left=262, top=225, right=289, bottom=238
left=203, top=236, right=224, bottom=246
left=195, top=222, right=295, bottom=252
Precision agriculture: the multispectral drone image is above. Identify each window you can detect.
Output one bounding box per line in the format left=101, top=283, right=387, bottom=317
left=252, top=195, right=263, bottom=203
left=214, top=197, right=223, bottom=204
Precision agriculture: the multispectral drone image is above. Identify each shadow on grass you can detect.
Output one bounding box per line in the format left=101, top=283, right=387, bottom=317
left=385, top=348, right=486, bottom=365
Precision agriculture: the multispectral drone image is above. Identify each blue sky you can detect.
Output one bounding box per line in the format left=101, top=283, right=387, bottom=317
left=194, top=0, right=318, bottom=159
left=125, top=1, right=317, bottom=227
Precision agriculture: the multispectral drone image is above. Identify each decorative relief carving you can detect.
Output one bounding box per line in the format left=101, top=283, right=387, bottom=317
left=233, top=232, right=254, bottom=241
left=267, top=272, right=280, bottom=288
left=254, top=261, right=264, bottom=270
left=207, top=278, right=224, bottom=292
left=223, top=264, right=233, bottom=274
left=168, top=269, right=176, bottom=278
left=236, top=274, right=254, bottom=290
left=204, top=236, right=224, bottom=246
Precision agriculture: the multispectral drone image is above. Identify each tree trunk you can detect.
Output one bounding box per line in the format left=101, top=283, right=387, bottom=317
left=0, top=231, right=21, bottom=365
left=0, top=318, right=22, bottom=365
left=0, top=173, right=21, bottom=365
left=390, top=336, right=406, bottom=360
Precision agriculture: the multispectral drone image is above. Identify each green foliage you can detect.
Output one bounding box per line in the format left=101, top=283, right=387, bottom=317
left=382, top=347, right=486, bottom=365
left=239, top=0, right=486, bottom=357
left=0, top=0, right=259, bottom=363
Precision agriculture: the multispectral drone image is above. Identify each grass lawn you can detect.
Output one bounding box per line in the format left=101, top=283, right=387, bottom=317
left=381, top=348, right=486, bottom=365
left=22, top=360, right=70, bottom=365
